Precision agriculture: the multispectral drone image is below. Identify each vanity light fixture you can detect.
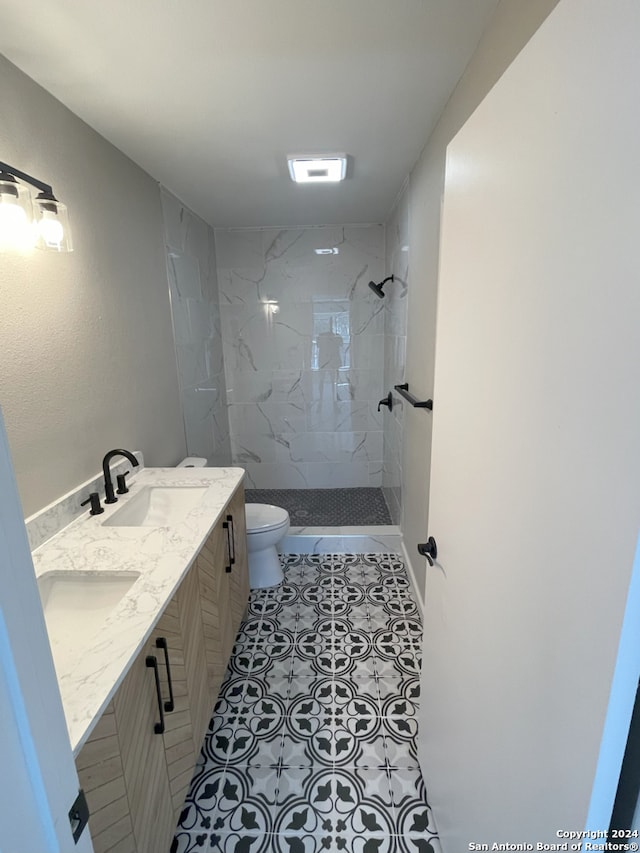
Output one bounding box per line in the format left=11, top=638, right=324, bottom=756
left=0, top=161, right=72, bottom=252
left=287, top=155, right=347, bottom=184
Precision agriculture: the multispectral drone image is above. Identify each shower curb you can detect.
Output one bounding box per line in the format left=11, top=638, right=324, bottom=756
left=281, top=525, right=401, bottom=555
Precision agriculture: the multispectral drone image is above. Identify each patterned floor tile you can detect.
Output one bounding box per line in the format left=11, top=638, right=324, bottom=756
left=382, top=735, right=420, bottom=770
left=174, top=553, right=441, bottom=852
left=377, top=677, right=420, bottom=718
left=208, top=832, right=273, bottom=853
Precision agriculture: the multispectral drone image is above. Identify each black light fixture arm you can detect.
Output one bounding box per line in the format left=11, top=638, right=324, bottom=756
left=0, top=161, right=54, bottom=196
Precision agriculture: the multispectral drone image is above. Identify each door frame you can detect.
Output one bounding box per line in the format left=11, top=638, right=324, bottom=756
left=0, top=406, right=93, bottom=852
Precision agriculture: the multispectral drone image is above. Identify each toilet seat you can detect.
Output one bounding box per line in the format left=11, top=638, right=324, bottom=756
left=245, top=503, right=289, bottom=534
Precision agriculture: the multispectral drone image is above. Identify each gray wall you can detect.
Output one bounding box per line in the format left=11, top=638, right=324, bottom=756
left=0, top=56, right=186, bottom=517
left=399, top=0, right=560, bottom=598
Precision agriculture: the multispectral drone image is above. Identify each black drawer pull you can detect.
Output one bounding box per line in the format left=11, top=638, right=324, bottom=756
left=227, top=514, right=236, bottom=566
left=223, top=518, right=233, bottom=573
left=145, top=655, right=165, bottom=734
left=155, top=637, right=175, bottom=712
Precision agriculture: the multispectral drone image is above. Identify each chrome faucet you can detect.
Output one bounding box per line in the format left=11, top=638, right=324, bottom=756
left=102, top=448, right=139, bottom=504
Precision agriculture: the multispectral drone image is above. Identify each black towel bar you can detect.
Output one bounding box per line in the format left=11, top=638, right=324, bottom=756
left=394, top=383, right=433, bottom=410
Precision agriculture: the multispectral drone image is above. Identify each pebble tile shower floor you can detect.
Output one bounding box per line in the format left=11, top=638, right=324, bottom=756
left=244, top=489, right=393, bottom=527
left=173, top=553, right=441, bottom=853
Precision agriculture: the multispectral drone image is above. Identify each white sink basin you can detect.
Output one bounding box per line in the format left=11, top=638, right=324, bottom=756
left=102, top=486, right=208, bottom=527
left=37, top=570, right=140, bottom=673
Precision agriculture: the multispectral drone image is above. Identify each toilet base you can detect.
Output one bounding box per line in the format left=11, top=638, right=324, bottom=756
left=247, top=544, right=284, bottom=589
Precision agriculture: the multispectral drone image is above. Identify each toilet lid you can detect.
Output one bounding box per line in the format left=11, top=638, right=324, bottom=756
left=245, top=503, right=290, bottom=533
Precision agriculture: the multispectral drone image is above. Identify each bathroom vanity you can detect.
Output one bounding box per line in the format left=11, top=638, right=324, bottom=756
left=30, top=467, right=249, bottom=853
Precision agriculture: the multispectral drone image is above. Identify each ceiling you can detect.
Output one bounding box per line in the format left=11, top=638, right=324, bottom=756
left=0, top=0, right=500, bottom=228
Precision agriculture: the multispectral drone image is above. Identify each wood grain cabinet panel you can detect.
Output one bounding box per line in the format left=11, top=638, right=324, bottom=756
left=175, top=558, right=210, bottom=758
left=154, top=597, right=198, bottom=821
left=76, top=482, right=249, bottom=853
left=76, top=705, right=136, bottom=853
left=226, top=487, right=249, bottom=640
left=113, top=634, right=175, bottom=853
left=197, top=513, right=233, bottom=705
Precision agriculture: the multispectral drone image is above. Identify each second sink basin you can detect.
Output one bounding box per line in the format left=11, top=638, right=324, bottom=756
left=103, top=486, right=208, bottom=527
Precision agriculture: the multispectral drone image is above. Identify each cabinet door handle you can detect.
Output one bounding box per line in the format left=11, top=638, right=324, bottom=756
left=145, top=655, right=165, bottom=734
left=227, top=514, right=236, bottom=566
left=223, top=518, right=233, bottom=574
left=155, top=637, right=175, bottom=712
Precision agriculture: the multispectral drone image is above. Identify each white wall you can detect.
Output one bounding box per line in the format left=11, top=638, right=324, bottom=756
left=0, top=56, right=186, bottom=517
left=419, top=0, right=640, bottom=840
left=400, top=0, right=560, bottom=599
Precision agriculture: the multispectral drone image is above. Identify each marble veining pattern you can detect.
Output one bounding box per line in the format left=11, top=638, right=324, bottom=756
left=281, top=528, right=402, bottom=556
left=215, top=226, right=385, bottom=489
left=161, top=189, right=232, bottom=467
left=31, top=467, right=245, bottom=754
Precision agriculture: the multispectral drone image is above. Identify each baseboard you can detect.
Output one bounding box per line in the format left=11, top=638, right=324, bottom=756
left=402, top=539, right=425, bottom=620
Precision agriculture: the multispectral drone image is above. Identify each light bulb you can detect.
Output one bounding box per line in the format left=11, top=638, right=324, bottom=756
left=0, top=197, right=34, bottom=251
left=32, top=191, right=72, bottom=252
left=38, top=213, right=65, bottom=249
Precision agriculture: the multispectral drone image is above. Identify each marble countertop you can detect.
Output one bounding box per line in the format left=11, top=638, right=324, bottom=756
left=31, top=466, right=245, bottom=756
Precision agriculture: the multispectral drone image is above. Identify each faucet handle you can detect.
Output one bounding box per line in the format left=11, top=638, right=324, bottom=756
left=377, top=392, right=393, bottom=412
left=81, top=492, right=104, bottom=516
left=116, top=471, right=130, bottom=495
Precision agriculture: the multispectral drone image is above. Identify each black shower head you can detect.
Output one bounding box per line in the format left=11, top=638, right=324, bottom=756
left=368, top=275, right=394, bottom=298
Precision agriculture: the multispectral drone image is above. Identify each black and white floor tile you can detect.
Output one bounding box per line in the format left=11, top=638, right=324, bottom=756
left=173, top=553, right=441, bottom=853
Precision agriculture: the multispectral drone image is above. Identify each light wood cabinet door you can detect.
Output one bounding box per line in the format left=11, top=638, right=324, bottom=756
left=153, top=594, right=198, bottom=824
left=196, top=514, right=231, bottom=707
left=112, top=634, right=175, bottom=853
left=76, top=704, right=136, bottom=853
left=225, top=485, right=249, bottom=642
left=172, top=560, right=210, bottom=769
left=78, top=635, right=176, bottom=853
left=196, top=482, right=249, bottom=706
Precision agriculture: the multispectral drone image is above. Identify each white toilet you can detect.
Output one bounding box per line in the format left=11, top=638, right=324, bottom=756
left=245, top=503, right=289, bottom=589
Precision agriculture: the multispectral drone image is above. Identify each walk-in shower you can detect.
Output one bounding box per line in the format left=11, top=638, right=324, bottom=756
left=162, top=209, right=405, bottom=531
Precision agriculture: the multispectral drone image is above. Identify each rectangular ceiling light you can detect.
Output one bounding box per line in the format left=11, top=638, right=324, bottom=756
left=288, top=155, right=347, bottom=183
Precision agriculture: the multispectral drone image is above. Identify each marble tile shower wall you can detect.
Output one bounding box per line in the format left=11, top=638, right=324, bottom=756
left=383, top=188, right=409, bottom=525
left=161, top=189, right=232, bottom=465
left=215, top=226, right=385, bottom=489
